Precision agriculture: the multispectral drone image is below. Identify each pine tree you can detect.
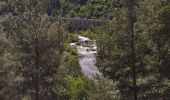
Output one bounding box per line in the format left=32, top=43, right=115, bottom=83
left=126, top=0, right=138, bottom=99
left=96, top=0, right=153, bottom=99
left=148, top=0, right=170, bottom=79
left=0, top=15, right=20, bottom=99
left=3, top=0, right=66, bottom=99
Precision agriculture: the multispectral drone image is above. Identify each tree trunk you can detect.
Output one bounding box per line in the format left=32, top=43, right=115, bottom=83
left=35, top=37, right=40, bottom=100
left=130, top=20, right=137, bottom=100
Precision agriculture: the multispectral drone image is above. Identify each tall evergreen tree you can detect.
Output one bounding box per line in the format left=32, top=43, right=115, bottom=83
left=3, top=0, right=66, bottom=99
left=147, top=0, right=170, bottom=79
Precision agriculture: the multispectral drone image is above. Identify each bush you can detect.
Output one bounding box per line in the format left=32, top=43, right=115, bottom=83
left=65, top=44, right=77, bottom=56
left=68, top=34, right=78, bottom=43
left=79, top=30, right=96, bottom=39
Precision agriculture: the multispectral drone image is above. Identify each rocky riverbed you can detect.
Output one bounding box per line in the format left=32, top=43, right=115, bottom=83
left=70, top=35, right=102, bottom=79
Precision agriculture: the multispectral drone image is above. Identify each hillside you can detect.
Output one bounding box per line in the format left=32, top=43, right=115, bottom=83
left=0, top=0, right=170, bottom=100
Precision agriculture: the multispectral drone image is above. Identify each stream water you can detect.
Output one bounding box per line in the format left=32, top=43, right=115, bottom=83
left=70, top=35, right=102, bottom=79
left=70, top=35, right=119, bottom=98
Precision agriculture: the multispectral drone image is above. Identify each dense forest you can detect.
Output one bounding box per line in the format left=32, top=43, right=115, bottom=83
left=0, top=0, right=170, bottom=100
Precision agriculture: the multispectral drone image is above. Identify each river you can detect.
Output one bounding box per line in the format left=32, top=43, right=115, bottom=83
left=70, top=35, right=102, bottom=79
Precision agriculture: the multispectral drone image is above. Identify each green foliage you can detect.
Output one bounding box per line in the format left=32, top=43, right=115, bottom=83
left=79, top=29, right=96, bottom=39
left=32, top=0, right=116, bottom=19
left=69, top=10, right=76, bottom=18
left=56, top=42, right=116, bottom=99
left=0, top=0, right=170, bottom=99
left=62, top=52, right=81, bottom=76
left=0, top=1, right=7, bottom=12
left=82, top=78, right=116, bottom=100
left=54, top=76, right=116, bottom=100
left=78, top=0, right=115, bottom=19
left=55, top=75, right=84, bottom=100
left=68, top=34, right=78, bottom=43
left=96, top=0, right=170, bottom=99
left=0, top=15, right=20, bottom=99
left=148, top=1, right=170, bottom=79
left=1, top=1, right=67, bottom=99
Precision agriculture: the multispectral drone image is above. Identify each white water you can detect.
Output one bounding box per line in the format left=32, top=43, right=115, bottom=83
left=70, top=35, right=102, bottom=79
left=70, top=35, right=119, bottom=97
